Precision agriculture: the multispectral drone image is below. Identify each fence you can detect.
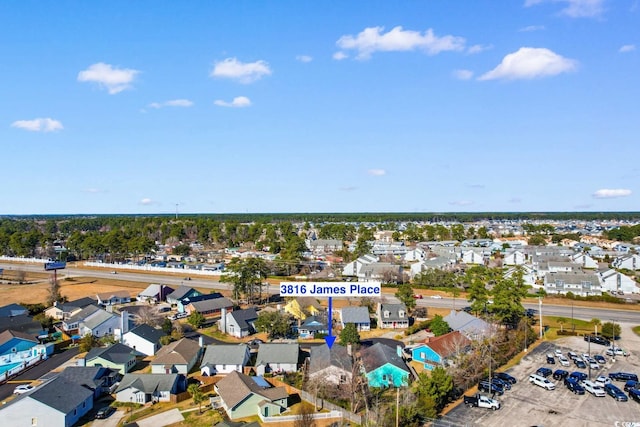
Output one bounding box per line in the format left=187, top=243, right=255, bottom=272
left=83, top=261, right=224, bottom=277
left=258, top=410, right=344, bottom=423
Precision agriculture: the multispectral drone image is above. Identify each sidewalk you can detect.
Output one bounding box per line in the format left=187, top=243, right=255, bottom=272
left=132, top=408, right=184, bottom=427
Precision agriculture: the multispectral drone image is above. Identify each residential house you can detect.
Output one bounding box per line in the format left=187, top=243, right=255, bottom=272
left=358, top=262, right=402, bottom=282
left=571, top=252, right=599, bottom=269
left=218, top=307, right=258, bottom=338
left=360, top=343, right=410, bottom=388
left=0, top=313, right=42, bottom=336
left=137, top=284, right=174, bottom=303
left=177, top=292, right=223, bottom=313
left=339, top=306, right=371, bottom=332
left=115, top=373, right=187, bottom=404
left=122, top=324, right=166, bottom=356
left=371, top=241, right=407, bottom=257
left=404, top=247, right=428, bottom=262
left=308, top=343, right=353, bottom=385
left=0, top=376, right=94, bottom=427
left=215, top=371, right=289, bottom=420
left=284, top=297, right=323, bottom=321
left=44, top=297, right=96, bottom=320
left=61, top=305, right=119, bottom=338
left=544, top=272, right=603, bottom=297
left=200, top=344, right=251, bottom=376
left=96, top=290, right=131, bottom=306
left=461, top=239, right=494, bottom=247
left=83, top=343, right=142, bottom=374
left=0, top=303, right=28, bottom=318
left=376, top=303, right=409, bottom=329
left=443, top=310, right=491, bottom=340
left=297, top=315, right=328, bottom=339
left=307, top=239, right=343, bottom=254
left=166, top=286, right=203, bottom=306
left=613, top=253, right=640, bottom=270
left=342, top=254, right=378, bottom=277
left=411, top=331, right=472, bottom=370
left=254, top=343, right=300, bottom=376
left=0, top=329, right=52, bottom=376
left=57, top=366, right=120, bottom=399
left=504, top=265, right=537, bottom=287
left=0, top=329, right=38, bottom=355
left=409, top=256, right=455, bottom=278
left=150, top=338, right=202, bottom=374
left=185, top=297, right=234, bottom=319
left=459, top=248, right=488, bottom=265
left=599, top=269, right=639, bottom=294
left=503, top=250, right=526, bottom=266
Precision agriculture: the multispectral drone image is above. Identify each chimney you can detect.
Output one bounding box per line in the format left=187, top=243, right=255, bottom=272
left=396, top=345, right=402, bottom=357
left=347, top=343, right=352, bottom=356
left=121, top=310, right=130, bottom=335
left=220, top=307, right=227, bottom=334
left=199, top=335, right=204, bottom=348
left=53, top=301, right=58, bottom=307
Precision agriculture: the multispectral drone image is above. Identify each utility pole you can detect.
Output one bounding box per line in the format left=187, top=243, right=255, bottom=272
left=395, top=386, right=400, bottom=427
left=538, top=296, right=543, bottom=339
left=175, top=204, right=179, bottom=220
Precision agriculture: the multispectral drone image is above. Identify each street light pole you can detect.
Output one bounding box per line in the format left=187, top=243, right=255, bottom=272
left=538, top=296, right=543, bottom=339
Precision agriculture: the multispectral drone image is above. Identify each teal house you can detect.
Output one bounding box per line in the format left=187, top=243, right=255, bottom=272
left=360, top=343, right=410, bottom=388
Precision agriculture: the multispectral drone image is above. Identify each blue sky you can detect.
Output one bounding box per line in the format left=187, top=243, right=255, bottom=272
left=2, top=0, right=638, bottom=214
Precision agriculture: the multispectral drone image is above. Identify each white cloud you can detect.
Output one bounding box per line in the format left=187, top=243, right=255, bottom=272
left=479, top=47, right=577, bottom=80
left=211, top=58, right=272, bottom=84
left=619, top=44, right=636, bottom=53
left=333, top=51, right=348, bottom=61
left=449, top=200, right=473, bottom=206
left=140, top=198, right=154, bottom=205
left=11, top=118, right=63, bottom=132
left=336, top=26, right=465, bottom=60
left=214, top=96, right=252, bottom=108
left=77, top=62, right=140, bottom=94
left=367, top=169, right=386, bottom=176
left=524, top=0, right=605, bottom=18
left=453, top=69, right=474, bottom=80
left=149, top=99, right=194, bottom=109
left=296, top=55, right=313, bottom=63
left=592, top=188, right=632, bottom=199
left=467, top=44, right=492, bottom=54
left=519, top=25, right=546, bottom=32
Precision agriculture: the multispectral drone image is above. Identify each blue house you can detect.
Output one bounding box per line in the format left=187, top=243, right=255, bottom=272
left=296, top=315, right=328, bottom=339
left=360, top=343, right=410, bottom=388
left=411, top=331, right=471, bottom=370
left=166, top=286, right=203, bottom=306
left=177, top=293, right=222, bottom=313
left=0, top=330, right=38, bottom=356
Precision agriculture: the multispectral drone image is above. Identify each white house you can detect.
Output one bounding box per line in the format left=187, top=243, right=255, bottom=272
left=544, top=272, right=602, bottom=297
left=404, top=247, right=428, bottom=262
left=571, top=253, right=598, bottom=269
left=503, top=250, right=526, bottom=266
left=254, top=343, right=299, bottom=376
left=460, top=249, right=486, bottom=265
left=308, top=344, right=353, bottom=385
left=200, top=344, right=251, bottom=376
left=342, top=254, right=378, bottom=277
left=599, top=269, right=639, bottom=295
left=122, top=324, right=166, bottom=356
left=613, top=254, right=640, bottom=270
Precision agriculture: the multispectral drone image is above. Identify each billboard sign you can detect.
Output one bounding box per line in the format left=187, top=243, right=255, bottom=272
left=44, top=261, right=66, bottom=271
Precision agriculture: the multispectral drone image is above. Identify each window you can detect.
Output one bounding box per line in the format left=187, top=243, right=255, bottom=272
left=31, top=418, right=37, bottom=426
left=399, top=310, right=405, bottom=318
left=340, top=374, right=347, bottom=383
left=384, top=311, right=390, bottom=318
left=420, top=352, right=426, bottom=359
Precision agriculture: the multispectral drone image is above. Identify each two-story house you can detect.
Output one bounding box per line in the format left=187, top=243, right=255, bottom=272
left=376, top=303, right=409, bottom=329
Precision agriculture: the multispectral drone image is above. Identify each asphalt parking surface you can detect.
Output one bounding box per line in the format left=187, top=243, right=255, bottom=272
left=437, top=324, right=640, bottom=427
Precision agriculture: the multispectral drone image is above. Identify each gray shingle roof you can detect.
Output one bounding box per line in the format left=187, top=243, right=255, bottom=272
left=67, top=304, right=101, bottom=323
left=152, top=338, right=201, bottom=366
left=82, top=309, right=117, bottom=330
left=57, top=366, right=117, bottom=389
left=229, top=308, right=258, bottom=329
left=308, top=344, right=352, bottom=374
left=115, top=373, right=183, bottom=394
left=29, top=377, right=93, bottom=414
left=125, top=324, right=166, bottom=344
left=340, top=307, right=370, bottom=324
left=200, top=344, right=249, bottom=367
left=360, top=342, right=408, bottom=373
left=189, top=297, right=233, bottom=312
left=167, top=285, right=197, bottom=301
left=86, top=343, right=142, bottom=364
left=0, top=303, right=28, bottom=318
left=215, top=371, right=288, bottom=410
left=255, top=343, right=299, bottom=366
left=0, top=329, right=38, bottom=345
left=378, top=303, right=407, bottom=322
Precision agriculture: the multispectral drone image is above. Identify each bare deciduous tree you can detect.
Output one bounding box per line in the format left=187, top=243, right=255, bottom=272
left=134, top=306, right=164, bottom=327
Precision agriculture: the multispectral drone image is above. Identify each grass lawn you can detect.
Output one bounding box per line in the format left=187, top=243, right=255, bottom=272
left=168, top=409, right=225, bottom=427
left=633, top=325, right=640, bottom=337
left=542, top=316, right=594, bottom=340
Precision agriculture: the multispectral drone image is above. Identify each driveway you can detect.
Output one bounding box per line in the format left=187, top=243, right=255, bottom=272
left=91, top=409, right=125, bottom=427
left=134, top=408, right=184, bottom=427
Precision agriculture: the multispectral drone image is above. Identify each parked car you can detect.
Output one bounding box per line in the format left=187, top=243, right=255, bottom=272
left=595, top=375, right=612, bottom=387
left=589, top=361, right=600, bottom=370
left=606, top=347, right=628, bottom=357
left=558, top=355, right=570, bottom=367
left=13, top=384, right=34, bottom=395
left=463, top=393, right=501, bottom=410
left=594, top=355, right=606, bottom=364
left=582, top=380, right=606, bottom=397
left=546, top=355, right=555, bottom=364
left=487, top=377, right=511, bottom=390
left=609, top=372, right=639, bottom=382
left=554, top=348, right=563, bottom=356
left=529, top=374, right=556, bottom=390
left=479, top=380, right=504, bottom=395
left=553, top=369, right=569, bottom=380
left=629, top=388, right=640, bottom=403
left=574, top=359, right=587, bottom=369
left=95, top=406, right=115, bottom=419
left=569, top=372, right=588, bottom=383
left=568, top=351, right=578, bottom=359
left=584, top=335, right=610, bottom=346
left=624, top=380, right=639, bottom=392
left=536, top=367, right=553, bottom=378
left=564, top=377, right=586, bottom=395
left=604, top=384, right=628, bottom=401
left=495, top=372, right=517, bottom=384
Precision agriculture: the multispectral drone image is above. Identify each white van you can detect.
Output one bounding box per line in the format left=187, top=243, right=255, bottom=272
left=582, top=380, right=606, bottom=397
left=529, top=374, right=556, bottom=390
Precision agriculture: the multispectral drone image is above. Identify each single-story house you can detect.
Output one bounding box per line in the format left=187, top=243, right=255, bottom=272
left=296, top=315, right=328, bottom=339
left=254, top=343, right=300, bottom=376
left=411, top=331, right=471, bottom=370
left=185, top=297, right=234, bottom=319
left=177, top=292, right=223, bottom=313
left=339, top=306, right=371, bottom=331
left=122, top=324, right=166, bottom=356
left=166, top=286, right=202, bottom=306
left=443, top=310, right=491, bottom=340
left=218, top=307, right=258, bottom=338
left=360, top=343, right=409, bottom=388
left=215, top=371, right=289, bottom=420
left=200, top=344, right=251, bottom=376
left=57, top=366, right=120, bottom=399
left=83, top=343, right=143, bottom=374
left=137, top=284, right=174, bottom=303
left=0, top=303, right=28, bottom=318
left=150, top=338, right=202, bottom=374
left=96, top=290, right=131, bottom=306
left=308, top=343, right=353, bottom=385
left=115, top=373, right=187, bottom=404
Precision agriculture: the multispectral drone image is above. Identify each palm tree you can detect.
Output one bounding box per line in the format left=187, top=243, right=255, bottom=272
left=591, top=318, right=601, bottom=335
left=188, top=383, right=204, bottom=414
left=557, top=317, right=567, bottom=332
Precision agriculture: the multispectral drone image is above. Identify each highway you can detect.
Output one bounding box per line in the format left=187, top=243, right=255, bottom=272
left=2, top=262, right=640, bottom=323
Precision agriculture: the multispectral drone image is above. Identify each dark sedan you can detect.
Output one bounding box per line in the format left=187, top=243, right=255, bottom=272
left=495, top=372, right=517, bottom=384
left=609, top=372, right=639, bottom=382
left=604, top=384, right=628, bottom=401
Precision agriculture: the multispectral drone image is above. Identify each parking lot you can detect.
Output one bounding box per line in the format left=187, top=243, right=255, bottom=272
left=438, top=323, right=640, bottom=427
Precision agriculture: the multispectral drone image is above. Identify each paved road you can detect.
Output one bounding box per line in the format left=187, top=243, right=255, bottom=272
left=0, top=347, right=79, bottom=401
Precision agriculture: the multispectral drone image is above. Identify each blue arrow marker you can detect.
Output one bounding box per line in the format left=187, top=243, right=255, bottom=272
left=325, top=296, right=336, bottom=348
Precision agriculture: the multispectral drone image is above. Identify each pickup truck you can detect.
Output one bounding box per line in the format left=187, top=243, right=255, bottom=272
left=463, top=394, right=501, bottom=410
